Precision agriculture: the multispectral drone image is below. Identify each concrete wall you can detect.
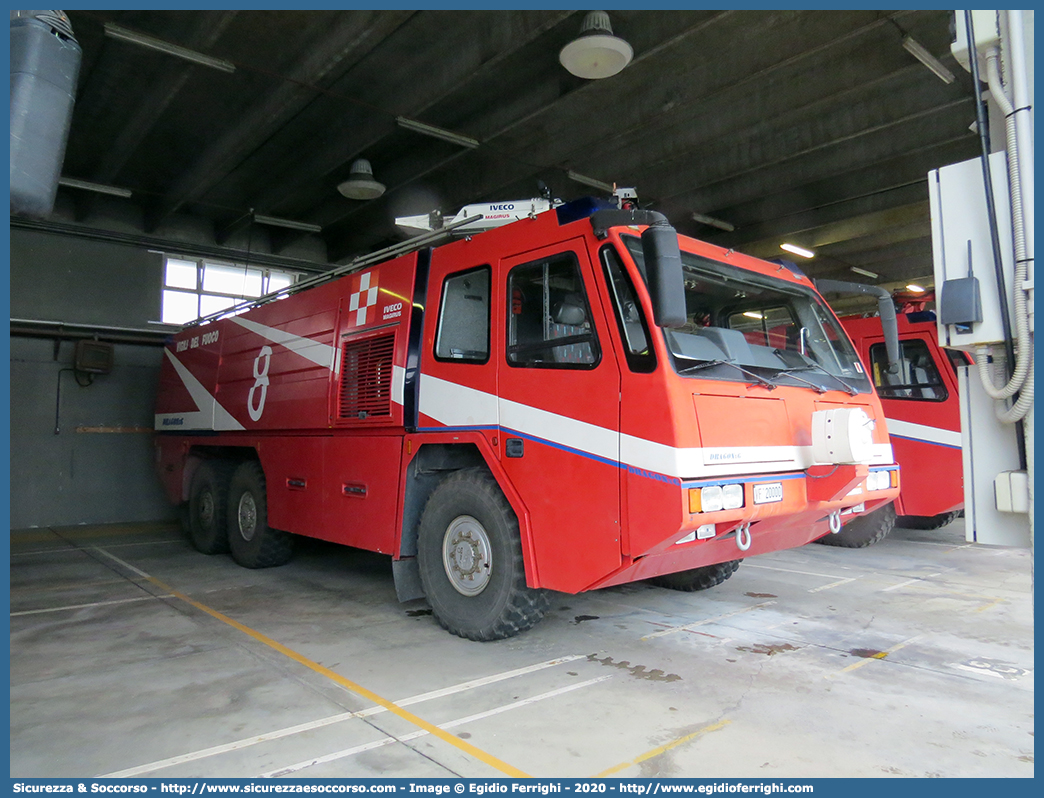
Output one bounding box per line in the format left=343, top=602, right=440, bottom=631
left=9, top=228, right=177, bottom=529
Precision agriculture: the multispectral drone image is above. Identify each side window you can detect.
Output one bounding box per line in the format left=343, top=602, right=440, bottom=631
left=602, top=246, right=656, bottom=372
left=435, top=267, right=490, bottom=362
left=870, top=339, right=948, bottom=401
left=507, top=253, right=600, bottom=368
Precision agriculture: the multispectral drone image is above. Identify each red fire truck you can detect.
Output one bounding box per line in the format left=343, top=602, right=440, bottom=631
left=819, top=311, right=964, bottom=547
left=154, top=197, right=900, bottom=640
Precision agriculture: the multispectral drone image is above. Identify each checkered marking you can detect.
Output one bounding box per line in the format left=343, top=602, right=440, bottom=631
left=349, top=271, right=379, bottom=325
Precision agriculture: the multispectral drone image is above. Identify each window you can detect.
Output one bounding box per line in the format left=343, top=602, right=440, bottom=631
left=161, top=256, right=299, bottom=324
left=435, top=267, right=490, bottom=362
left=602, top=246, right=655, bottom=372
left=870, top=339, right=948, bottom=401
left=507, top=253, right=599, bottom=368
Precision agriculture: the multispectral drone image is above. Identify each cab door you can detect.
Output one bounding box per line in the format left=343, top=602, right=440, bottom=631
left=496, top=238, right=622, bottom=592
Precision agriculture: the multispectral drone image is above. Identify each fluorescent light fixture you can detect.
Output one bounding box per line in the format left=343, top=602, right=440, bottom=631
left=559, top=11, right=633, bottom=80
left=337, top=159, right=386, bottom=200
left=253, top=214, right=322, bottom=234
left=396, top=116, right=480, bottom=149
left=567, top=170, right=614, bottom=193
left=692, top=212, right=735, bottom=232
left=902, top=35, right=955, bottom=84
left=906, top=283, right=926, bottom=293
left=104, top=23, right=236, bottom=73
left=742, top=311, right=764, bottom=319
left=849, top=266, right=880, bottom=279
left=57, top=177, right=133, bottom=198
left=780, top=242, right=815, bottom=259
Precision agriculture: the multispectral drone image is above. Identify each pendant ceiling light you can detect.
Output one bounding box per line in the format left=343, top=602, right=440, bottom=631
left=559, top=11, right=633, bottom=80
left=337, top=159, right=386, bottom=200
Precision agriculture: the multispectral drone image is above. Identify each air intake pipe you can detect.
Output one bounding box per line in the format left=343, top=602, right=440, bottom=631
left=814, top=278, right=900, bottom=374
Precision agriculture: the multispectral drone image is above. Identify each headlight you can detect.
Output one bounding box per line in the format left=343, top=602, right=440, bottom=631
left=700, top=485, right=724, bottom=512
left=722, top=483, right=744, bottom=509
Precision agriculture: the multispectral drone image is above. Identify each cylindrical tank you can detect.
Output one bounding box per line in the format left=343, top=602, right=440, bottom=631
left=10, top=10, right=81, bottom=217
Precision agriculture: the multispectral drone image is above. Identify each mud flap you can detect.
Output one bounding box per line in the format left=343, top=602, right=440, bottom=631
left=392, top=557, right=425, bottom=602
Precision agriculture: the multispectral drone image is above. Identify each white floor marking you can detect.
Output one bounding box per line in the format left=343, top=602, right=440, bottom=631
left=807, top=577, right=858, bottom=593
left=11, top=594, right=175, bottom=617
left=642, top=601, right=777, bottom=640
left=745, top=563, right=850, bottom=580
left=101, top=655, right=587, bottom=777
left=263, top=676, right=612, bottom=777
left=881, top=573, right=942, bottom=592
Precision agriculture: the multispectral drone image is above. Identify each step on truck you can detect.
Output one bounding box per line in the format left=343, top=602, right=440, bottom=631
left=154, top=195, right=901, bottom=640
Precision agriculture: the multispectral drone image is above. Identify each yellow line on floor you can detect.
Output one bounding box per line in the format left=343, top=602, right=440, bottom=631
left=837, top=635, right=921, bottom=674
left=11, top=524, right=178, bottom=545
left=594, top=719, right=731, bottom=777
left=93, top=547, right=530, bottom=779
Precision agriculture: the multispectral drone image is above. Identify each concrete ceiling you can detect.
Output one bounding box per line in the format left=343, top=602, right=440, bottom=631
left=52, top=9, right=979, bottom=291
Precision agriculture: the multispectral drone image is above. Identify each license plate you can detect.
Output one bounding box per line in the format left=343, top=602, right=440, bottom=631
left=753, top=482, right=783, bottom=504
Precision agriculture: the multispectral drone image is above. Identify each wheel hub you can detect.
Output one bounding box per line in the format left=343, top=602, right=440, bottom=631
left=199, top=491, right=214, bottom=529
left=442, top=515, right=492, bottom=596
left=238, top=492, right=258, bottom=541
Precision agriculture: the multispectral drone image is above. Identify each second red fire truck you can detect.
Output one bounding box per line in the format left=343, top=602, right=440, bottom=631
left=154, top=195, right=900, bottom=640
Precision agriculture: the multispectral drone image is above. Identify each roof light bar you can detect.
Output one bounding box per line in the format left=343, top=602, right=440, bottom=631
left=902, top=36, right=955, bottom=84
left=104, top=23, right=236, bottom=73
left=567, top=170, right=614, bottom=193
left=396, top=116, right=480, bottom=149
left=57, top=177, right=133, bottom=198
left=692, top=212, right=735, bottom=232
left=780, top=242, right=815, bottom=259
left=253, top=214, right=323, bottom=234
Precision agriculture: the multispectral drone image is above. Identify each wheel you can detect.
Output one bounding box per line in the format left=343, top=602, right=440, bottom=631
left=187, top=459, right=234, bottom=554
left=649, top=560, right=741, bottom=592
left=417, top=469, right=548, bottom=641
left=227, top=461, right=294, bottom=568
left=896, top=511, right=961, bottom=530
left=816, top=502, right=896, bottom=548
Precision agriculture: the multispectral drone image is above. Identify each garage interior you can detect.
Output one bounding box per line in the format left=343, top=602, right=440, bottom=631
left=9, top=10, right=1034, bottom=779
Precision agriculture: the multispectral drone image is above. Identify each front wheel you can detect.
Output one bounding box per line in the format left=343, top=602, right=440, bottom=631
left=417, top=469, right=548, bottom=641
left=897, top=511, right=961, bottom=530
left=816, top=502, right=896, bottom=548
left=649, top=560, right=741, bottom=592
left=227, top=461, right=294, bottom=568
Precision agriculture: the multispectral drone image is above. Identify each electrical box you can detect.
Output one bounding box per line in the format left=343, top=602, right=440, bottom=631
left=951, top=10, right=1001, bottom=78
left=74, top=340, right=114, bottom=374
left=929, top=152, right=1015, bottom=351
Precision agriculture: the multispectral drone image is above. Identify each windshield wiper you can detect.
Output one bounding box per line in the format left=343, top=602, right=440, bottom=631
left=677, top=359, right=778, bottom=391
left=771, top=353, right=859, bottom=396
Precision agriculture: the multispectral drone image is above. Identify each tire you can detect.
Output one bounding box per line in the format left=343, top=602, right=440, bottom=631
left=649, top=560, right=741, bottom=592
left=187, top=459, right=234, bottom=554
left=896, top=511, right=961, bottom=530
left=227, top=460, right=294, bottom=569
left=816, top=502, right=896, bottom=548
left=417, top=468, right=548, bottom=641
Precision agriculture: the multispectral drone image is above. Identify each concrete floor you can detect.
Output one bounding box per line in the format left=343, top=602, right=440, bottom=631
left=9, top=516, right=1034, bottom=779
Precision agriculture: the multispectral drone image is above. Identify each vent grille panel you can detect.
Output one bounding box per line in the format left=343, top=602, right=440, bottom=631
left=339, top=333, right=395, bottom=420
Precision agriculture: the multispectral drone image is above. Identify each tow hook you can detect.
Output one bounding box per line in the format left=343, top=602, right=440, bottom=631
left=736, top=522, right=752, bottom=551
left=828, top=510, right=842, bottom=534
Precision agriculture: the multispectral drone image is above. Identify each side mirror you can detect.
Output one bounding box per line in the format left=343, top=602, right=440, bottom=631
left=640, top=223, right=687, bottom=328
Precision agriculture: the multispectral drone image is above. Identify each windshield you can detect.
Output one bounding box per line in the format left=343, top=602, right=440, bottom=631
left=623, top=237, right=871, bottom=394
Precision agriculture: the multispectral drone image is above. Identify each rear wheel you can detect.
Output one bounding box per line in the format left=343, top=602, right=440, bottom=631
left=187, top=460, right=233, bottom=554
left=649, top=560, right=741, bottom=592
left=417, top=469, right=548, bottom=641
left=816, top=502, right=896, bottom=548
left=897, top=511, right=961, bottom=530
left=227, top=461, right=294, bottom=568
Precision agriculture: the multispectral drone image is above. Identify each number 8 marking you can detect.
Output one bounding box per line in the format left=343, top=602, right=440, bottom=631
left=248, top=346, right=273, bottom=421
